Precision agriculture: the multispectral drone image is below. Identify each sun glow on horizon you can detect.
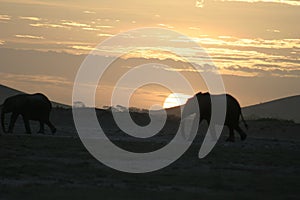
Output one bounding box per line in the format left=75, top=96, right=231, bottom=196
left=163, top=93, right=192, bottom=109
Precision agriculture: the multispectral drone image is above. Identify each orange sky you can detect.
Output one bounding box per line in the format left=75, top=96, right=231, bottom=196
left=0, top=0, right=299, bottom=108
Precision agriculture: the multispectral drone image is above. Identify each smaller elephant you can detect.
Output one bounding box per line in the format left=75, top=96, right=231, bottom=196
left=1, top=93, right=56, bottom=134
left=182, top=92, right=248, bottom=142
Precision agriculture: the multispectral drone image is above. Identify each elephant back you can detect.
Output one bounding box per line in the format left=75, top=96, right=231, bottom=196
left=27, top=93, right=52, bottom=111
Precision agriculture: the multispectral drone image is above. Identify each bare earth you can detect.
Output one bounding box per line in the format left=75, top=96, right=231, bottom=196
left=0, top=108, right=299, bottom=200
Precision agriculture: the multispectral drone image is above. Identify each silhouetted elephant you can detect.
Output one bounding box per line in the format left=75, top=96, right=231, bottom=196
left=1, top=93, right=56, bottom=134
left=182, top=92, right=248, bottom=142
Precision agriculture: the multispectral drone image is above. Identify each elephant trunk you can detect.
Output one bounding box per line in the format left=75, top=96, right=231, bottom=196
left=1, top=109, right=6, bottom=133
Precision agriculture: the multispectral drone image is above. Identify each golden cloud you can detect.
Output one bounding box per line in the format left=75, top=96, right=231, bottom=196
left=0, top=14, right=11, bottom=20
left=15, top=34, right=44, bottom=39
left=30, top=23, right=69, bottom=29
left=19, top=16, right=42, bottom=21
left=98, top=33, right=115, bottom=37
left=61, top=20, right=90, bottom=27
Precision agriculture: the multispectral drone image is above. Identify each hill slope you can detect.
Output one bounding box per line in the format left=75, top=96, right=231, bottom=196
left=0, top=84, right=70, bottom=108
left=242, top=95, right=300, bottom=123
left=0, top=84, right=24, bottom=105
left=165, top=95, right=300, bottom=123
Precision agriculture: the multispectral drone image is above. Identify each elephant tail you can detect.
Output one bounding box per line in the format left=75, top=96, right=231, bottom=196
left=240, top=109, right=248, bottom=129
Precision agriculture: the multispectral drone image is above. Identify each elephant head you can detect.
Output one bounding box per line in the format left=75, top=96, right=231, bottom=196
left=181, top=93, right=201, bottom=119
left=1, top=102, right=8, bottom=133
left=1, top=107, right=6, bottom=133
left=1, top=94, right=25, bottom=133
left=1, top=96, right=15, bottom=133
left=0, top=105, right=3, bottom=133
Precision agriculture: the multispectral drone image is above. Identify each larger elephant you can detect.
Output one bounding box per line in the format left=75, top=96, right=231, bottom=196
left=1, top=93, right=56, bottom=134
left=182, top=92, right=248, bottom=142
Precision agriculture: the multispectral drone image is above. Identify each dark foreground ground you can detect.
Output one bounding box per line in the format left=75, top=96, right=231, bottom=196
left=0, top=110, right=299, bottom=199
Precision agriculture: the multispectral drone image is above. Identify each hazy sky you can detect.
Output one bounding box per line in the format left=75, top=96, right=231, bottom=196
left=0, top=0, right=299, bottom=108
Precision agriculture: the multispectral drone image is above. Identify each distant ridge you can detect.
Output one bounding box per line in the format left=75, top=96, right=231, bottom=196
left=165, top=106, right=181, bottom=117
left=242, top=95, right=300, bottom=123
left=1, top=84, right=299, bottom=123
left=165, top=95, right=300, bottom=123
left=0, top=84, right=24, bottom=104
left=0, top=84, right=70, bottom=108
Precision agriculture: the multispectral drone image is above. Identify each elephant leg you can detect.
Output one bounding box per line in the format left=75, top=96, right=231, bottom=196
left=38, top=121, right=45, bottom=134
left=22, top=116, right=31, bottom=134
left=226, top=127, right=235, bottom=142
left=209, top=125, right=218, bottom=141
left=180, top=114, right=200, bottom=141
left=206, top=119, right=218, bottom=141
left=45, top=120, right=56, bottom=134
left=8, top=113, right=18, bottom=133
left=235, top=126, right=247, bottom=141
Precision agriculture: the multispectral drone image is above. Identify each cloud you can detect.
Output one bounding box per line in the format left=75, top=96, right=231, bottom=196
left=98, top=33, right=115, bottom=37
left=83, top=10, right=96, bottom=14
left=82, top=27, right=99, bottom=31
left=273, top=58, right=300, bottom=65
left=0, top=14, right=11, bottom=21
left=15, top=34, right=44, bottom=39
left=0, top=15, right=11, bottom=23
left=0, top=72, right=72, bottom=86
left=61, top=20, right=90, bottom=27
left=0, top=0, right=91, bottom=9
left=218, top=36, right=232, bottom=39
left=69, top=45, right=94, bottom=51
left=195, top=0, right=205, bottom=8
left=224, top=64, right=300, bottom=77
left=0, top=40, right=4, bottom=45
left=188, top=27, right=202, bottom=31
left=266, top=29, right=280, bottom=33
left=190, top=36, right=300, bottom=50
left=30, top=23, right=69, bottom=29
left=96, top=25, right=113, bottom=29
left=217, top=0, right=300, bottom=6
left=168, top=36, right=299, bottom=69
left=19, top=16, right=42, bottom=21
left=157, top=23, right=174, bottom=29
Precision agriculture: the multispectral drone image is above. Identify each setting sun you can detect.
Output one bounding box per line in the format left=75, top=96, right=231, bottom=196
left=163, top=93, right=192, bottom=109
